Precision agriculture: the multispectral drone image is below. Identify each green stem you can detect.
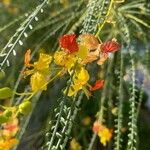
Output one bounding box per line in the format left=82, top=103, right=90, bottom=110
left=47, top=64, right=77, bottom=150
left=55, top=95, right=77, bottom=149
left=95, top=0, right=114, bottom=37
left=87, top=57, right=114, bottom=150
left=114, top=52, right=124, bottom=150
left=61, top=92, right=84, bottom=149
left=87, top=133, right=97, bottom=150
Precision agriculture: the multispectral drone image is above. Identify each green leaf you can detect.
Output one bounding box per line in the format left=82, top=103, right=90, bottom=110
left=0, top=87, right=13, bottom=99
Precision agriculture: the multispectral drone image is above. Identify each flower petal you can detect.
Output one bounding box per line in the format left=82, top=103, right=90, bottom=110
left=100, top=40, right=121, bottom=53
left=30, top=72, right=47, bottom=91
left=80, top=34, right=99, bottom=50
left=66, top=67, right=90, bottom=97
left=76, top=44, right=88, bottom=60
left=0, top=138, right=18, bottom=150
left=54, top=50, right=76, bottom=70
left=24, top=49, right=31, bottom=67
left=97, top=53, right=108, bottom=65
left=34, top=53, right=52, bottom=74
left=92, top=121, right=104, bottom=134
left=98, top=128, right=112, bottom=146
left=90, top=80, right=104, bottom=91
left=70, top=138, right=82, bottom=150
left=81, top=50, right=99, bottom=64
left=59, top=34, right=79, bottom=53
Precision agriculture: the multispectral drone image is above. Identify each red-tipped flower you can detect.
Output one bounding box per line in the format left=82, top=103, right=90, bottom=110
left=90, top=80, right=104, bottom=91
left=100, top=40, right=121, bottom=53
left=59, top=34, right=79, bottom=53
left=92, top=121, right=104, bottom=134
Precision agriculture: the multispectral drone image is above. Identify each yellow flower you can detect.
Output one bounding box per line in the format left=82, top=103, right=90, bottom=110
left=24, top=50, right=52, bottom=75
left=30, top=72, right=47, bottom=91
left=24, top=50, right=52, bottom=92
left=0, top=138, right=18, bottom=150
left=70, top=138, right=82, bottom=150
left=67, top=67, right=89, bottom=96
left=34, top=53, right=52, bottom=75
left=76, top=44, right=88, bottom=60
left=82, top=116, right=91, bottom=126
left=60, top=0, right=69, bottom=8
left=54, top=50, right=76, bottom=70
left=2, top=0, right=11, bottom=7
left=111, top=107, right=118, bottom=116
left=73, top=67, right=89, bottom=85
left=98, top=126, right=112, bottom=146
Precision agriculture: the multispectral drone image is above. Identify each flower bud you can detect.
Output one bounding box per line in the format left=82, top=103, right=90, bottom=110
left=19, top=101, right=32, bottom=115
left=4, top=110, right=12, bottom=118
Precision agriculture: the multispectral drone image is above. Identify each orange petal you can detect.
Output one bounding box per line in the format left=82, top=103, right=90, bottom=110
left=24, top=49, right=31, bottom=67
left=92, top=121, right=104, bottom=134
left=3, top=119, right=19, bottom=137
left=81, top=51, right=99, bottom=64
left=97, top=53, right=108, bottom=65
left=80, top=34, right=99, bottom=50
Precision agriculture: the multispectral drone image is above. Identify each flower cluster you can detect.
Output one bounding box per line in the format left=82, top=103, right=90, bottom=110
left=0, top=92, right=32, bottom=149
left=93, top=121, right=112, bottom=146
left=79, top=34, right=120, bottom=65
left=58, top=34, right=120, bottom=65
left=23, top=34, right=120, bottom=97
left=0, top=112, right=19, bottom=150
left=22, top=33, right=120, bottom=99
left=0, top=33, right=120, bottom=149
left=54, top=33, right=120, bottom=97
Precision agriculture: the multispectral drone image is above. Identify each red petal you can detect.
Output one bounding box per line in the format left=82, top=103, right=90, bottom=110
left=100, top=41, right=121, bottom=53
left=90, top=80, right=104, bottom=91
left=59, top=34, right=79, bottom=53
